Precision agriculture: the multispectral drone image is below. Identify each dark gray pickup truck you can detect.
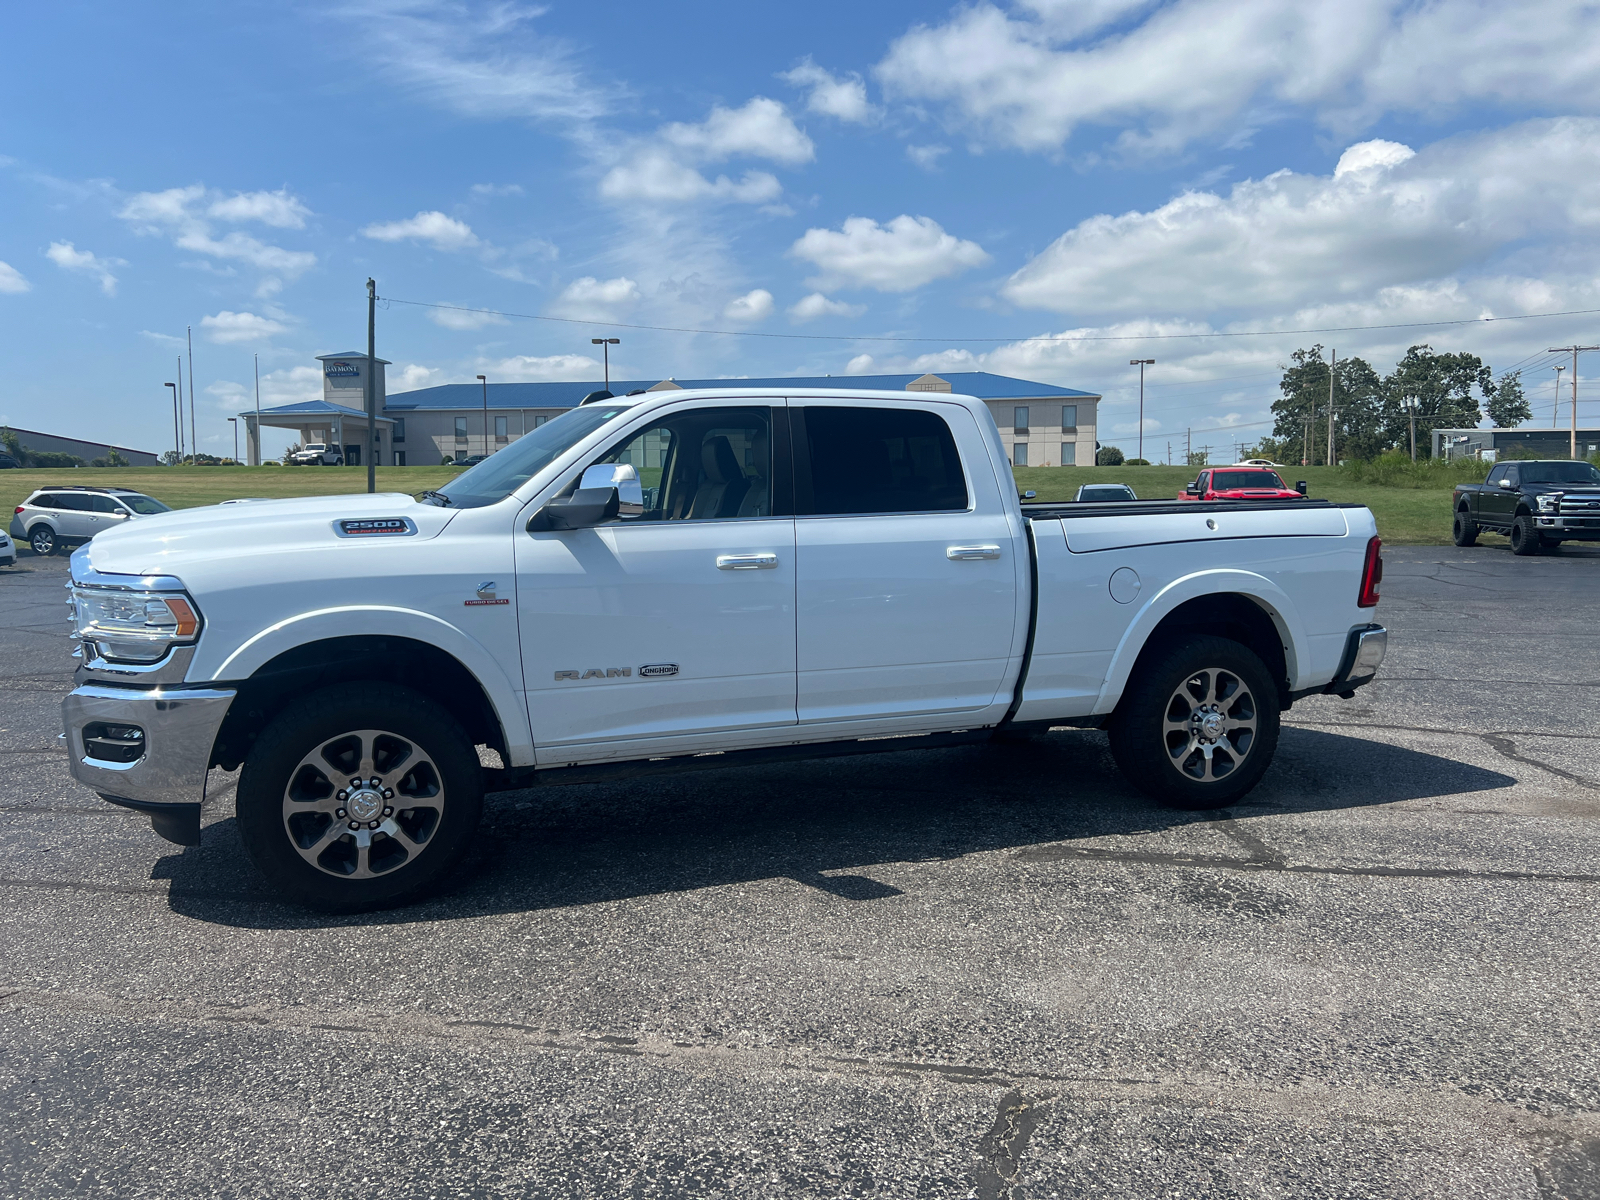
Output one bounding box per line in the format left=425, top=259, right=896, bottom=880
left=1453, top=459, right=1600, bottom=554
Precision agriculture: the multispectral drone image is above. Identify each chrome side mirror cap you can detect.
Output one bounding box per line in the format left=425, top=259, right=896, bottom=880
left=1498, top=478, right=1515, bottom=489
left=580, top=462, right=644, bottom=515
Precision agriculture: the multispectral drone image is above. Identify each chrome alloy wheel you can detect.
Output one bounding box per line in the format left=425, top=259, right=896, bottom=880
left=1162, top=668, right=1258, bottom=783
left=281, top=728, right=446, bottom=879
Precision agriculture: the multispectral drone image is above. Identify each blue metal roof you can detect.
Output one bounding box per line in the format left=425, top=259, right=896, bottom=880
left=249, top=399, right=385, bottom=418
left=382, top=371, right=1096, bottom=411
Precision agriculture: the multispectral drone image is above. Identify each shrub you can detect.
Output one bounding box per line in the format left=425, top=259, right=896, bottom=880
left=1124, top=457, right=1151, bottom=466
left=28, top=451, right=86, bottom=468
left=441, top=456, right=454, bottom=466
left=1096, top=446, right=1125, bottom=466
left=1336, top=449, right=1489, bottom=489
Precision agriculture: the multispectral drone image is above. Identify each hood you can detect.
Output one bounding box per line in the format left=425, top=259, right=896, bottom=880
left=80, top=492, right=458, bottom=580
left=1212, top=488, right=1302, bottom=499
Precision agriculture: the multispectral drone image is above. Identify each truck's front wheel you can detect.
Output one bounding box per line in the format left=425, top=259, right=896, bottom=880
left=1109, top=636, right=1281, bottom=810
left=1452, top=509, right=1478, bottom=547
left=1510, top=515, right=1542, bottom=556
left=236, top=683, right=484, bottom=910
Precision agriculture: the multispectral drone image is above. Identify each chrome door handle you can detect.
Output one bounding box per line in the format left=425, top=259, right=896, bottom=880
left=716, top=553, right=779, bottom=570
left=947, top=545, right=1001, bottom=560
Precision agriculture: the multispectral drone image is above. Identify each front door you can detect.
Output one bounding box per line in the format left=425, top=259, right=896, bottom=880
left=518, top=402, right=796, bottom=759
left=792, top=402, right=1020, bottom=725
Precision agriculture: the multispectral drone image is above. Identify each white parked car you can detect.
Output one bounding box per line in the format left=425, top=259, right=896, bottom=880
left=0, top=528, right=13, bottom=567
left=10, top=486, right=172, bottom=556
left=62, top=388, right=1387, bottom=909
left=289, top=443, right=343, bottom=466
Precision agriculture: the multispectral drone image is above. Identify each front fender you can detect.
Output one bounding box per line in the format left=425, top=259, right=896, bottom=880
left=1093, top=568, right=1309, bottom=715
left=204, top=605, right=533, bottom=766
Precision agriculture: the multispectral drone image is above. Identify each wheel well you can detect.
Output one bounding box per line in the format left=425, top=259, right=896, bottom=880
left=210, top=636, right=508, bottom=771
left=1128, top=593, right=1291, bottom=709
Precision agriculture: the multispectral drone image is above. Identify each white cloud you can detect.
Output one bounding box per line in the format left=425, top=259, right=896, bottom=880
left=551, top=275, right=640, bottom=321
left=600, top=97, right=810, bottom=207
left=0, top=260, right=30, bottom=293
left=479, top=354, right=602, bottom=382
left=206, top=189, right=311, bottom=228
left=118, top=184, right=316, bottom=278
left=46, top=241, right=123, bottom=296
left=876, top=0, right=1600, bottom=157
left=388, top=363, right=445, bottom=392
left=200, top=310, right=288, bottom=344
left=138, top=330, right=185, bottom=346
left=905, top=144, right=950, bottom=171
left=844, top=353, right=876, bottom=373
left=1002, top=120, right=1600, bottom=318
left=361, top=210, right=481, bottom=251
left=723, top=289, right=775, bottom=322
left=788, top=292, right=867, bottom=322
left=791, top=214, right=990, bottom=293
left=782, top=59, right=876, bottom=123
left=470, top=182, right=525, bottom=197
left=427, top=305, right=507, bottom=330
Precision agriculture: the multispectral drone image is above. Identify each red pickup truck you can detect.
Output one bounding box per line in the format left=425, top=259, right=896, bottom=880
left=1180, top=467, right=1308, bottom=501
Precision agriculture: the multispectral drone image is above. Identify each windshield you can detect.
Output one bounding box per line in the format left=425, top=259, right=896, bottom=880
left=1520, top=461, right=1600, bottom=484
left=119, top=495, right=170, bottom=515
left=426, top=403, right=636, bottom=508
left=1212, top=470, right=1285, bottom=490
left=1081, top=486, right=1134, bottom=500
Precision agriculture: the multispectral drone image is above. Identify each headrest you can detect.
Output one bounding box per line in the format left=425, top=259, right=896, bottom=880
left=701, top=435, right=742, bottom=484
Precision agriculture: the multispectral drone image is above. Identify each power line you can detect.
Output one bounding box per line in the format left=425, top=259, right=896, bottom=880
left=377, top=294, right=1600, bottom=348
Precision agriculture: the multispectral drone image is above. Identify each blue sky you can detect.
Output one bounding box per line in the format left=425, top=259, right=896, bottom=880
left=4, top=0, right=1600, bottom=460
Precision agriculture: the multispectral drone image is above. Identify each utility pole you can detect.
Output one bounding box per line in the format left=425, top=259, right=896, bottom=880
left=592, top=337, right=620, bottom=389
left=1166, top=440, right=1172, bottom=466
left=477, top=374, right=489, bottom=457
left=253, top=353, right=262, bottom=467
left=1403, top=396, right=1419, bottom=462
left=187, top=327, right=196, bottom=461
left=1548, top=347, right=1598, bottom=458
left=1186, top=427, right=1191, bottom=466
left=175, top=357, right=186, bottom=459
left=1326, top=348, right=1337, bottom=467
left=1553, top=364, right=1564, bottom=428
left=165, top=383, right=179, bottom=462
left=1130, top=359, right=1154, bottom=462
left=366, top=279, right=378, bottom=493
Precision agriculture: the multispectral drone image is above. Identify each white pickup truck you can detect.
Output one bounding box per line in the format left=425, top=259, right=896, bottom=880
left=62, top=388, right=1387, bottom=909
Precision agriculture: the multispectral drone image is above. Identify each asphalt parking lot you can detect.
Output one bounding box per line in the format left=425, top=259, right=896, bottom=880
left=2, top=540, right=1598, bottom=1199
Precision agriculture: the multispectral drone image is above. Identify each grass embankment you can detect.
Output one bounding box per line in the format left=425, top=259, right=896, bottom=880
left=1013, top=457, right=1498, bottom=545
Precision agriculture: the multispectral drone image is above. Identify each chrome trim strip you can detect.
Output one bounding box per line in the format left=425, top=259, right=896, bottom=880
left=69, top=546, right=185, bottom=592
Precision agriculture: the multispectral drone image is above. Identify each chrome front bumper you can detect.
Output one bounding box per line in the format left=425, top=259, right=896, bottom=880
left=62, top=684, right=236, bottom=845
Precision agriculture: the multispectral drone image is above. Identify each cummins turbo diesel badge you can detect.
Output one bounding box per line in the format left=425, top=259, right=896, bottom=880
left=334, top=517, right=416, bottom=537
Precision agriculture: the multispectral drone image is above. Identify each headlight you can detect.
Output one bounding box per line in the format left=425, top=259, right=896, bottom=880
left=69, top=585, right=201, bottom=663
left=1537, top=493, right=1560, bottom=511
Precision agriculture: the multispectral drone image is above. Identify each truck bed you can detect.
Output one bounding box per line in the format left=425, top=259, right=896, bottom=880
left=1022, top=497, right=1358, bottom=520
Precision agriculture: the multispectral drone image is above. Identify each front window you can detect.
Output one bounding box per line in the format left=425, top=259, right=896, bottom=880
left=1211, top=470, right=1286, bottom=490
left=429, top=403, right=635, bottom=508
left=117, top=494, right=170, bottom=515
left=1520, top=461, right=1600, bottom=484
left=588, top=406, right=771, bottom=522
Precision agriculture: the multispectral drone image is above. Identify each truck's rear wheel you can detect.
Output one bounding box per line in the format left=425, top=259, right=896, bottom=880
left=236, top=683, right=483, bottom=910
left=1510, top=515, right=1542, bottom=556
left=1109, top=636, right=1281, bottom=810
left=1452, top=509, right=1478, bottom=547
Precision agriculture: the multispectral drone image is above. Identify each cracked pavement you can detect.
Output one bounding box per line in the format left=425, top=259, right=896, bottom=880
left=2, top=544, right=1599, bottom=1198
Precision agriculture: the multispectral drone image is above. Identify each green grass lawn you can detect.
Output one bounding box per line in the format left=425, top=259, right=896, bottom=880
left=4, top=462, right=1472, bottom=545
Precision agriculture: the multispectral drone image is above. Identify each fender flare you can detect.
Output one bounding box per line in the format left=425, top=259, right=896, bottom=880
left=1093, top=568, right=1309, bottom=715
left=207, top=604, right=533, bottom=765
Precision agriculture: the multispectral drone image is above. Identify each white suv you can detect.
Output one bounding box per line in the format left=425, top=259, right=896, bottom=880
left=289, top=443, right=343, bottom=466
left=9, top=487, right=172, bottom=556
left=0, top=528, right=13, bottom=567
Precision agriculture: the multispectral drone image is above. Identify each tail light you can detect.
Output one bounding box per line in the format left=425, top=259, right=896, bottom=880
left=1357, top=536, right=1383, bottom=607
left=14, top=506, right=22, bottom=514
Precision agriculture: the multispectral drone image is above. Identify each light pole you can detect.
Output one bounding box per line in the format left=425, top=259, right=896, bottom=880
left=1129, top=359, right=1154, bottom=462
left=477, top=374, right=489, bottom=457
left=1402, top=396, right=1419, bottom=462
left=1553, top=364, right=1565, bottom=428
left=165, top=383, right=179, bottom=462
left=592, top=337, right=619, bottom=389
left=228, top=418, right=238, bottom=463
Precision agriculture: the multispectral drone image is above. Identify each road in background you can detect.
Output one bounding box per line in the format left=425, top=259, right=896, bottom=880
left=2, top=544, right=1597, bottom=1198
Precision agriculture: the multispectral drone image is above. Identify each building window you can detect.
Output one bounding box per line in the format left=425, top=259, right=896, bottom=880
left=494, top=415, right=508, bottom=442
left=392, top=418, right=405, bottom=443
left=1013, top=442, right=1028, bottom=467
left=454, top=417, right=468, bottom=443
left=1061, top=405, right=1076, bottom=431
left=1013, top=406, right=1029, bottom=435
left=393, top=450, right=406, bottom=466
left=533, top=414, right=548, bottom=428
left=1060, top=441, right=1076, bottom=465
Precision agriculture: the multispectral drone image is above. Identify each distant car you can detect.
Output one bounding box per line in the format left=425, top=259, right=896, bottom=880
left=1235, top=458, right=1286, bottom=468
left=1076, top=483, right=1139, bottom=502
left=1180, top=468, right=1307, bottom=502
left=0, top=451, right=19, bottom=470
left=9, top=486, right=172, bottom=556
left=457, top=454, right=491, bottom=466
left=0, top=529, right=13, bottom=567
left=289, top=443, right=343, bottom=466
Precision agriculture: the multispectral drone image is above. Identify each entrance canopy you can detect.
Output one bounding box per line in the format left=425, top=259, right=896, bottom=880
left=241, top=399, right=393, bottom=466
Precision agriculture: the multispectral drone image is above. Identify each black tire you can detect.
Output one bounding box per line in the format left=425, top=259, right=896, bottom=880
left=236, top=683, right=484, bottom=911
left=1452, top=509, right=1478, bottom=547
left=28, top=525, right=56, bottom=556
left=1510, top=515, right=1542, bottom=556
left=1109, top=635, right=1281, bottom=810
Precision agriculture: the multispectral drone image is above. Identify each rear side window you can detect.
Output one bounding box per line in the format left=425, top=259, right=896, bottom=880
left=29, top=494, right=60, bottom=508
left=799, top=406, right=968, bottom=515
left=53, top=494, right=92, bottom=511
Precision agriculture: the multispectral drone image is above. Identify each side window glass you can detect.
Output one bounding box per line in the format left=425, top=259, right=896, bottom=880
left=90, top=495, right=121, bottom=513
left=31, top=494, right=58, bottom=509
left=1504, top=466, right=1519, bottom=486
left=592, top=406, right=772, bottom=522
left=801, top=406, right=968, bottom=515
left=55, top=494, right=91, bottom=511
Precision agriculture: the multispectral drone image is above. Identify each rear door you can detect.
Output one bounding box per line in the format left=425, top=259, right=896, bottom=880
left=791, top=400, right=1020, bottom=726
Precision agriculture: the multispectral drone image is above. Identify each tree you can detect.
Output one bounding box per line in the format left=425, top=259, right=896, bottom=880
left=1096, top=445, right=1125, bottom=466
left=160, top=450, right=182, bottom=466
left=0, top=427, right=25, bottom=464
left=1379, top=345, right=1493, bottom=455
left=1272, top=346, right=1386, bottom=464
left=1485, top=370, right=1531, bottom=428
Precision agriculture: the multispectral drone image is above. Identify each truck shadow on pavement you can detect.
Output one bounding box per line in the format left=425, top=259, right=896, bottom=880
left=155, top=725, right=1516, bottom=928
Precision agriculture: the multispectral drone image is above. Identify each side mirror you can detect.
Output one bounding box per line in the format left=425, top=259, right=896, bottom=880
left=1020, top=490, right=1037, bottom=500
left=1295, top=480, right=1307, bottom=495
left=1498, top=478, right=1515, bottom=489
left=528, top=487, right=619, bottom=531
left=580, top=462, right=644, bottom=516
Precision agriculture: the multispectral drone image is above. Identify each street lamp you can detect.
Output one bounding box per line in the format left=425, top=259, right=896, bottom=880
left=591, top=338, right=620, bottom=389
left=164, top=383, right=180, bottom=463
left=1401, top=396, right=1420, bottom=462
left=228, top=417, right=238, bottom=464
left=476, top=374, right=488, bottom=457
left=1129, top=359, right=1154, bottom=462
